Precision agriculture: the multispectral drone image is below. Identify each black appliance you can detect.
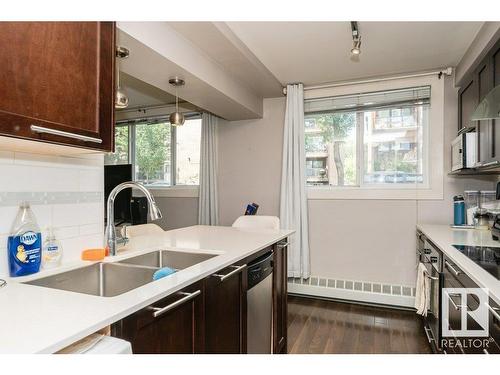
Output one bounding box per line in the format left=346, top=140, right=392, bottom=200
left=104, top=164, right=133, bottom=224
left=452, top=245, right=500, bottom=280
left=417, top=231, right=444, bottom=352
left=130, top=196, right=148, bottom=225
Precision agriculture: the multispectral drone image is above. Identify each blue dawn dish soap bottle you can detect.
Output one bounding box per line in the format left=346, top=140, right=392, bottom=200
left=42, top=227, right=62, bottom=269
left=7, top=202, right=42, bottom=277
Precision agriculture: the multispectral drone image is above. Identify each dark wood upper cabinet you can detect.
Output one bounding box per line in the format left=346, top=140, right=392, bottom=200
left=492, top=44, right=500, bottom=161
left=457, top=36, right=500, bottom=167
left=458, top=78, right=477, bottom=132
left=477, top=63, right=492, bottom=162
left=0, top=22, right=115, bottom=151
left=204, top=263, right=247, bottom=353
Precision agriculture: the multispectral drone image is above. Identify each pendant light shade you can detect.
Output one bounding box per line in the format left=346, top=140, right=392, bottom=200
left=169, top=111, right=185, bottom=126
left=169, top=77, right=185, bottom=126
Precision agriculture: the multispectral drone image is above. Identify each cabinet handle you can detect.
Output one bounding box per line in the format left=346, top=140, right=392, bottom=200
left=446, top=292, right=464, bottom=311
left=424, top=326, right=435, bottom=343
left=31, top=125, right=103, bottom=144
left=212, top=264, right=247, bottom=282
left=148, top=290, right=201, bottom=318
left=277, top=242, right=289, bottom=249
left=487, top=304, right=500, bottom=321
left=445, top=261, right=462, bottom=277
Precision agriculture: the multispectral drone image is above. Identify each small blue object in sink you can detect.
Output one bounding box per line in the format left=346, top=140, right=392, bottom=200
left=153, top=267, right=177, bottom=281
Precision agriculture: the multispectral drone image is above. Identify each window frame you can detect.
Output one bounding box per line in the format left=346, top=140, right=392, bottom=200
left=109, top=113, right=201, bottom=197
left=304, top=74, right=444, bottom=200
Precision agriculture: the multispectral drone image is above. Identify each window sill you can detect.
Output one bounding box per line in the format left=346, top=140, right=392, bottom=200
left=307, top=186, right=443, bottom=200
left=133, top=186, right=199, bottom=198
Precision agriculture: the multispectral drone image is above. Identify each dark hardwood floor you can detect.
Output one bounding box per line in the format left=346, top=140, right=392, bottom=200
left=287, top=295, right=432, bottom=354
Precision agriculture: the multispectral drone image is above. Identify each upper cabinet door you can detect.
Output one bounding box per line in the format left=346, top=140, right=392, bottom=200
left=458, top=78, right=477, bottom=132
left=477, top=62, right=493, bottom=162
left=0, top=22, right=115, bottom=151
left=492, top=44, right=500, bottom=161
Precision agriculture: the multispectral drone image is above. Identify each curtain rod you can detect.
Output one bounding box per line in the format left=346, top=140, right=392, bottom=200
left=115, top=111, right=201, bottom=125
left=282, top=68, right=453, bottom=95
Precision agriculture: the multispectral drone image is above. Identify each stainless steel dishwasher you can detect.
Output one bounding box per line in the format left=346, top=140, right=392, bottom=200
left=247, top=251, right=273, bottom=354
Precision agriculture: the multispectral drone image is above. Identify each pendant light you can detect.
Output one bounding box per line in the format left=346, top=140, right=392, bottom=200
left=169, top=77, right=186, bottom=126
left=115, top=46, right=130, bottom=109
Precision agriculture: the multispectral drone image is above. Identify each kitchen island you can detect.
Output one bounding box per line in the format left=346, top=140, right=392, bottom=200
left=0, top=225, right=293, bottom=354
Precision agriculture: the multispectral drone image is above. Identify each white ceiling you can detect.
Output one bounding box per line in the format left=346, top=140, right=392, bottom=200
left=226, top=22, right=484, bottom=86
left=168, top=22, right=283, bottom=98
left=119, top=72, right=176, bottom=109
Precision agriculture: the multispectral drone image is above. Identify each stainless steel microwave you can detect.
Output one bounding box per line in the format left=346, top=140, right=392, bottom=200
left=451, top=132, right=476, bottom=171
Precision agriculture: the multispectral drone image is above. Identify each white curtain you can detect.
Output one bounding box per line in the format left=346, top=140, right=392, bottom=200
left=198, top=113, right=219, bottom=225
left=280, top=83, right=310, bottom=279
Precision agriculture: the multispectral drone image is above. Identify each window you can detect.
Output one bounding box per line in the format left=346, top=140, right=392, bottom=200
left=304, top=86, right=430, bottom=188
left=104, top=116, right=201, bottom=187
left=105, top=126, right=129, bottom=165
left=176, top=118, right=201, bottom=185
left=135, top=122, right=172, bottom=186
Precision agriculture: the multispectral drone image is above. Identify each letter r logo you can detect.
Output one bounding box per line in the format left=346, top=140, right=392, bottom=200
left=442, top=288, right=489, bottom=337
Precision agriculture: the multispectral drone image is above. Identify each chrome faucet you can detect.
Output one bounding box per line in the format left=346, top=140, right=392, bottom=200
left=104, top=181, right=163, bottom=256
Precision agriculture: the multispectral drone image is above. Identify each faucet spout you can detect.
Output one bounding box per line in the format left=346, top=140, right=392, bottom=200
left=104, top=181, right=162, bottom=256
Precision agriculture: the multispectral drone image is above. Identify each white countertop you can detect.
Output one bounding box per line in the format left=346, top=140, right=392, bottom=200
left=0, top=225, right=293, bottom=354
left=417, top=224, right=500, bottom=305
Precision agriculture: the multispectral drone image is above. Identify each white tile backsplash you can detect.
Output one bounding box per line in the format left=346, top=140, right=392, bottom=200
left=0, top=150, right=104, bottom=278
left=79, top=169, right=104, bottom=192
left=0, top=151, right=14, bottom=164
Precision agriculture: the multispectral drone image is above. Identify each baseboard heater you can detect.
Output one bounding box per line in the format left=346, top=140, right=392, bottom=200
left=288, top=276, right=416, bottom=308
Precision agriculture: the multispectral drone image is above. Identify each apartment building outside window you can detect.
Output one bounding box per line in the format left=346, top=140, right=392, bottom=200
left=304, top=86, right=429, bottom=188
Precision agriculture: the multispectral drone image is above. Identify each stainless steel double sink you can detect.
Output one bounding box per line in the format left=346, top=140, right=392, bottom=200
left=25, top=250, right=217, bottom=297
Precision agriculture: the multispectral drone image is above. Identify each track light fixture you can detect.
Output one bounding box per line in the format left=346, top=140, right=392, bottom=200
left=350, top=21, right=361, bottom=56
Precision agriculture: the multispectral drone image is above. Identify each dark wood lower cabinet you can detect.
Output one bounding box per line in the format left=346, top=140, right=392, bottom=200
left=273, top=241, right=288, bottom=354
left=204, top=264, right=247, bottom=353
left=112, top=281, right=205, bottom=354
left=442, top=257, right=500, bottom=354
left=112, top=238, right=289, bottom=354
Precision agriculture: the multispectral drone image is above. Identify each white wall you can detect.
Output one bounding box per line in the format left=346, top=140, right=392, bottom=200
left=218, top=97, right=285, bottom=225
left=218, top=76, right=496, bottom=295
left=0, top=151, right=104, bottom=278
left=154, top=197, right=198, bottom=230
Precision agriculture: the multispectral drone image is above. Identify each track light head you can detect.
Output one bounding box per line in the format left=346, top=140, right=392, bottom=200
left=351, top=38, right=361, bottom=55
left=350, top=21, right=361, bottom=56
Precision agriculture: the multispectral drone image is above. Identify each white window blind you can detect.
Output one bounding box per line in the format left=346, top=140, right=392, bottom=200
left=304, top=86, right=431, bottom=114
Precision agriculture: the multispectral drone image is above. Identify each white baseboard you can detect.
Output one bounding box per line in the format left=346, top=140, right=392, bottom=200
left=288, top=279, right=416, bottom=308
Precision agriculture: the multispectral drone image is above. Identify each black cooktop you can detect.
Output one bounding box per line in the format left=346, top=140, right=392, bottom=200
left=452, top=245, right=500, bottom=280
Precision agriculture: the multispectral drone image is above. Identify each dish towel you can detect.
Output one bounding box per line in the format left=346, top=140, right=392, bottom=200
left=415, top=262, right=430, bottom=316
